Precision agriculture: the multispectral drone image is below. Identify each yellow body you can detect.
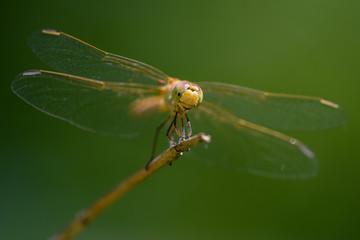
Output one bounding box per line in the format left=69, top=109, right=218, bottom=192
left=130, top=78, right=203, bottom=117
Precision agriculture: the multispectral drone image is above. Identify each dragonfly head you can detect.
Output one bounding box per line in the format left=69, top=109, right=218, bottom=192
left=172, top=81, right=203, bottom=111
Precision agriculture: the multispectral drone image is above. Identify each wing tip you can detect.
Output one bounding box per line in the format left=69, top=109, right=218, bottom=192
left=320, top=99, right=340, bottom=109
left=42, top=28, right=61, bottom=36
left=22, top=69, right=42, bottom=76
left=299, top=144, right=315, bottom=159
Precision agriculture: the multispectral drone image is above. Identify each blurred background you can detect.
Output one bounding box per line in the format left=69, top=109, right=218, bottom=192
left=1, top=0, right=359, bottom=239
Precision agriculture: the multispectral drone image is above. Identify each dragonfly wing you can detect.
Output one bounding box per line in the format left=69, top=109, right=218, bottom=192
left=12, top=70, right=168, bottom=137
left=28, top=29, right=169, bottom=84
left=197, top=82, right=346, bottom=131
left=188, top=100, right=318, bottom=179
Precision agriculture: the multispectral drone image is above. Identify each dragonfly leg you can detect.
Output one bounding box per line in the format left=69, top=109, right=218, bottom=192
left=180, top=115, right=185, bottom=143
left=166, top=113, right=179, bottom=167
left=146, top=114, right=172, bottom=170
left=183, top=113, right=192, bottom=152
left=185, top=113, right=192, bottom=138
left=166, top=112, right=177, bottom=146
left=173, top=111, right=182, bottom=138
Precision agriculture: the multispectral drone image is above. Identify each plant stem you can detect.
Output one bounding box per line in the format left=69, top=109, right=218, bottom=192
left=49, top=133, right=211, bottom=240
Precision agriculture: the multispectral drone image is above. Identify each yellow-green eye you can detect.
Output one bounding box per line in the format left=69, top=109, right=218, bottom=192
left=172, top=85, right=184, bottom=103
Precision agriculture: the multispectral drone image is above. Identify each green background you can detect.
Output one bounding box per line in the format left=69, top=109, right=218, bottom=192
left=1, top=0, right=359, bottom=239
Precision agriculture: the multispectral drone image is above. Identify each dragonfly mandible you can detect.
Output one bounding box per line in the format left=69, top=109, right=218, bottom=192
left=12, top=29, right=346, bottom=179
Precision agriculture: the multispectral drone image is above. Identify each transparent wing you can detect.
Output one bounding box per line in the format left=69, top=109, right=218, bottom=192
left=197, top=82, right=346, bottom=131
left=188, top=100, right=318, bottom=179
left=28, top=29, right=170, bottom=84
left=12, top=70, right=168, bottom=137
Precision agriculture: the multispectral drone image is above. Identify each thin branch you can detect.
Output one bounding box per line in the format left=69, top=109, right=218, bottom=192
left=49, top=133, right=211, bottom=240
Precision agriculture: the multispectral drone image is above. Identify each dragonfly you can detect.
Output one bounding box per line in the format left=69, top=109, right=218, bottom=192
left=12, top=29, right=346, bottom=179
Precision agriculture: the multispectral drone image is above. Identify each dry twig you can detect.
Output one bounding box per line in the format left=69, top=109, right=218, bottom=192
left=50, top=133, right=211, bottom=240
